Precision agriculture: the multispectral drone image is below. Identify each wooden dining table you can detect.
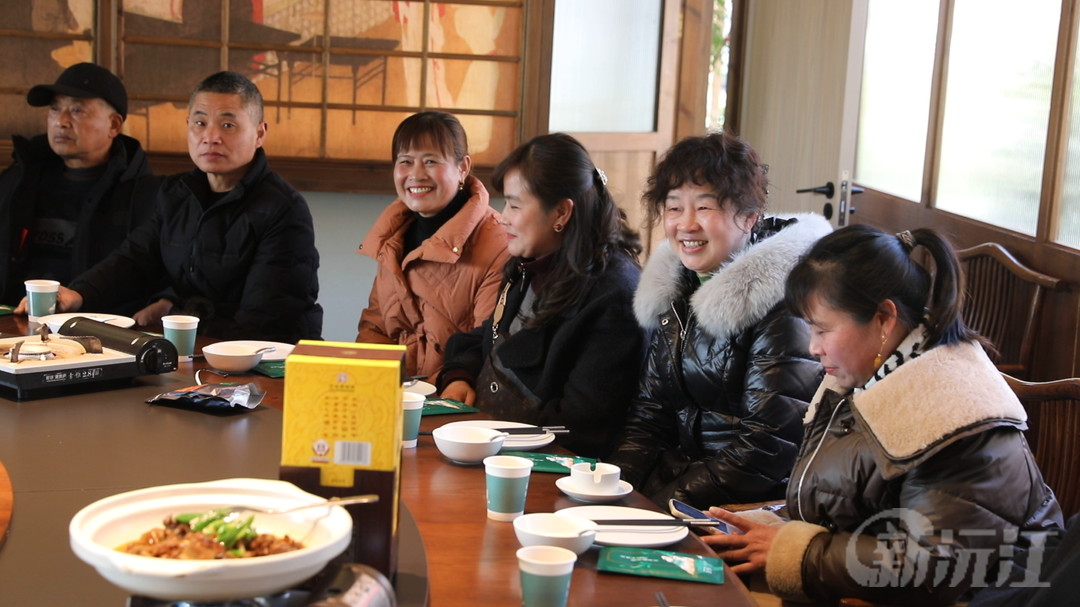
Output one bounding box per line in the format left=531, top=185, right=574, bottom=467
left=0, top=314, right=763, bottom=607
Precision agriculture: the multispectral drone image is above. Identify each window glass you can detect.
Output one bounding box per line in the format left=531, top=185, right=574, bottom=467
left=428, top=4, right=522, bottom=56
left=854, top=0, right=938, bottom=202
left=0, top=0, right=93, bottom=138
left=113, top=0, right=523, bottom=161
left=548, top=0, right=663, bottom=132
left=1054, top=20, right=1080, bottom=250
left=934, top=0, right=1060, bottom=235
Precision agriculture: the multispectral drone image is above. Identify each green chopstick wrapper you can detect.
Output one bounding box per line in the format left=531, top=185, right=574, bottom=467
left=422, top=397, right=479, bottom=415
left=507, top=451, right=597, bottom=474
left=0, top=305, right=13, bottom=316
left=253, top=360, right=286, bottom=378
left=597, top=547, right=724, bottom=584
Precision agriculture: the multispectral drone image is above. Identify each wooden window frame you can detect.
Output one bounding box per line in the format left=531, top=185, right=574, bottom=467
left=1, top=0, right=530, bottom=194
left=2, top=0, right=716, bottom=196
left=853, top=0, right=1080, bottom=379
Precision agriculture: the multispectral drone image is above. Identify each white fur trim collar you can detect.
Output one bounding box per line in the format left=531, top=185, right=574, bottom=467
left=633, top=213, right=832, bottom=337
left=852, top=342, right=1026, bottom=461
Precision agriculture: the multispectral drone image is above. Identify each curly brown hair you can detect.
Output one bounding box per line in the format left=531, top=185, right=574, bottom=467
left=642, top=131, right=769, bottom=228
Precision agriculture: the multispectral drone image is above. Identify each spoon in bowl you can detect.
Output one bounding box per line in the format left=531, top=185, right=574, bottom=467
left=225, top=494, right=379, bottom=516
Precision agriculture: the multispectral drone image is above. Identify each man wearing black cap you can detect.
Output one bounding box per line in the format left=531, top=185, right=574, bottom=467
left=0, top=62, right=161, bottom=306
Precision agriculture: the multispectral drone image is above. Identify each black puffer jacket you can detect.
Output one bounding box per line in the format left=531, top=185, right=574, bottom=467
left=70, top=148, right=322, bottom=342
left=0, top=134, right=160, bottom=305
left=765, top=342, right=1063, bottom=606
left=439, top=252, right=645, bottom=458
left=607, top=214, right=830, bottom=509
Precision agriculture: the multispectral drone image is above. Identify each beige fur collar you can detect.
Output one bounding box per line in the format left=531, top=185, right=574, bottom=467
left=851, top=342, right=1026, bottom=461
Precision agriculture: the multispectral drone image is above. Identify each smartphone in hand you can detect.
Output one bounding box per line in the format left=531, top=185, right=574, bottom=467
left=668, top=499, right=741, bottom=535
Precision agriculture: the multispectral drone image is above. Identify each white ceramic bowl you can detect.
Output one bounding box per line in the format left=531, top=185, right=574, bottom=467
left=432, top=425, right=506, bottom=463
left=69, top=478, right=353, bottom=602
left=513, top=513, right=598, bottom=554
left=202, top=342, right=270, bottom=373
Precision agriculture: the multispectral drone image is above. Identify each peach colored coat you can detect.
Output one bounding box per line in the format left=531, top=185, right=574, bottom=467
left=357, top=176, right=509, bottom=377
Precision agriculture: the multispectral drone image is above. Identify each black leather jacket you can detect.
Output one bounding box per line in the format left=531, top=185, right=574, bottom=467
left=0, top=134, right=160, bottom=305
left=439, top=252, right=645, bottom=458
left=608, top=214, right=831, bottom=509
left=70, top=148, right=322, bottom=342
left=767, top=343, right=1063, bottom=605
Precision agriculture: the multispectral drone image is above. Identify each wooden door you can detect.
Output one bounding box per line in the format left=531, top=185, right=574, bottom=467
left=736, top=0, right=868, bottom=226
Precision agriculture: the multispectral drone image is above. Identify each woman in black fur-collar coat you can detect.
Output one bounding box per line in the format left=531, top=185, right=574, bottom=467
left=607, top=132, right=829, bottom=509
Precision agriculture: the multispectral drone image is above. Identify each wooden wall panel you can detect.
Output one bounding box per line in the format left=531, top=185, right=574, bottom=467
left=589, top=149, right=656, bottom=246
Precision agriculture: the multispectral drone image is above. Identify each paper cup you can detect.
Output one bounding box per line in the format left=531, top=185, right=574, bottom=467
left=25, top=279, right=59, bottom=322
left=484, top=455, right=533, bottom=522
left=402, top=391, right=425, bottom=449
left=162, top=315, right=199, bottom=361
left=517, top=545, right=576, bottom=607
left=569, top=462, right=621, bottom=494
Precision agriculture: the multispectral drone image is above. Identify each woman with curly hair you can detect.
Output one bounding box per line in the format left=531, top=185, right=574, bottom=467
left=607, top=131, right=830, bottom=508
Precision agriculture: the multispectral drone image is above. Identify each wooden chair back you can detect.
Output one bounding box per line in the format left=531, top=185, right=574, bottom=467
left=958, top=243, right=1063, bottom=379
left=1004, top=373, right=1080, bottom=518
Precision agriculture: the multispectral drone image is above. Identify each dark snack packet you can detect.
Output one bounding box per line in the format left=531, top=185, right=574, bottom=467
left=146, top=383, right=265, bottom=415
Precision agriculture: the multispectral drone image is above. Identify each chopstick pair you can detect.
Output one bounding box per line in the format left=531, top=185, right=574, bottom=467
left=496, top=425, right=567, bottom=435
left=418, top=425, right=568, bottom=436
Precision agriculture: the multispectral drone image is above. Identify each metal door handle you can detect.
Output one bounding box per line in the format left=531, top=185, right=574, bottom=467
left=796, top=182, right=835, bottom=198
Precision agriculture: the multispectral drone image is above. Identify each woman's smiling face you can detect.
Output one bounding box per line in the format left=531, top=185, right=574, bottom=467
left=500, top=169, right=566, bottom=259
left=393, top=140, right=471, bottom=217
left=662, top=183, right=758, bottom=274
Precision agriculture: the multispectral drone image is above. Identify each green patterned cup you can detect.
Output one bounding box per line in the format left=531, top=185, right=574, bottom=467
left=484, top=455, right=533, bottom=521
left=25, top=279, right=59, bottom=322
left=517, top=545, right=576, bottom=607
left=402, top=391, right=425, bottom=448
left=162, top=315, right=199, bottom=361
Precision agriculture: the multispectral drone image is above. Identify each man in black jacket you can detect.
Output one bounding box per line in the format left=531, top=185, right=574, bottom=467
left=34, top=71, right=323, bottom=342
left=0, top=63, right=159, bottom=306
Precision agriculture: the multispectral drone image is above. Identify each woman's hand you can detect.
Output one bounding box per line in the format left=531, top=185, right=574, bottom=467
left=700, top=508, right=779, bottom=575
left=133, top=298, right=174, bottom=326
left=441, top=380, right=476, bottom=406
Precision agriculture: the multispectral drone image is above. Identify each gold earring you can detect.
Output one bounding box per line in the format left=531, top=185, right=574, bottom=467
left=553, top=223, right=564, bottom=233
left=873, top=332, right=888, bottom=368
left=458, top=181, right=465, bottom=191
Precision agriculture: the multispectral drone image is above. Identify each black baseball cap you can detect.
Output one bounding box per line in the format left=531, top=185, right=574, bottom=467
left=27, top=63, right=128, bottom=119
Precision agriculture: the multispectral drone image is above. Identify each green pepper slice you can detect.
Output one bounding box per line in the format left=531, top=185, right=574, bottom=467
left=218, top=515, right=254, bottom=549
left=189, top=509, right=230, bottom=532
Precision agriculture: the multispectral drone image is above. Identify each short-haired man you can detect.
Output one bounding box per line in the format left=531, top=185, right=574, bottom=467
left=0, top=63, right=160, bottom=306
left=48, top=71, right=323, bottom=342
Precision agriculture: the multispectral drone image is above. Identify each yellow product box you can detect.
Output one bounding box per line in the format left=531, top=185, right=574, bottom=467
left=281, top=340, right=406, bottom=487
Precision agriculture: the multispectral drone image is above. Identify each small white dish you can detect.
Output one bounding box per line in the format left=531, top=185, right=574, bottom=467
left=555, top=477, right=633, bottom=504
left=202, top=342, right=272, bottom=373
left=404, top=380, right=436, bottom=396
left=40, top=313, right=136, bottom=333
left=555, top=505, right=688, bottom=548
left=432, top=425, right=506, bottom=464
left=219, top=340, right=294, bottom=361
left=442, top=420, right=556, bottom=451
left=513, top=513, right=598, bottom=554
